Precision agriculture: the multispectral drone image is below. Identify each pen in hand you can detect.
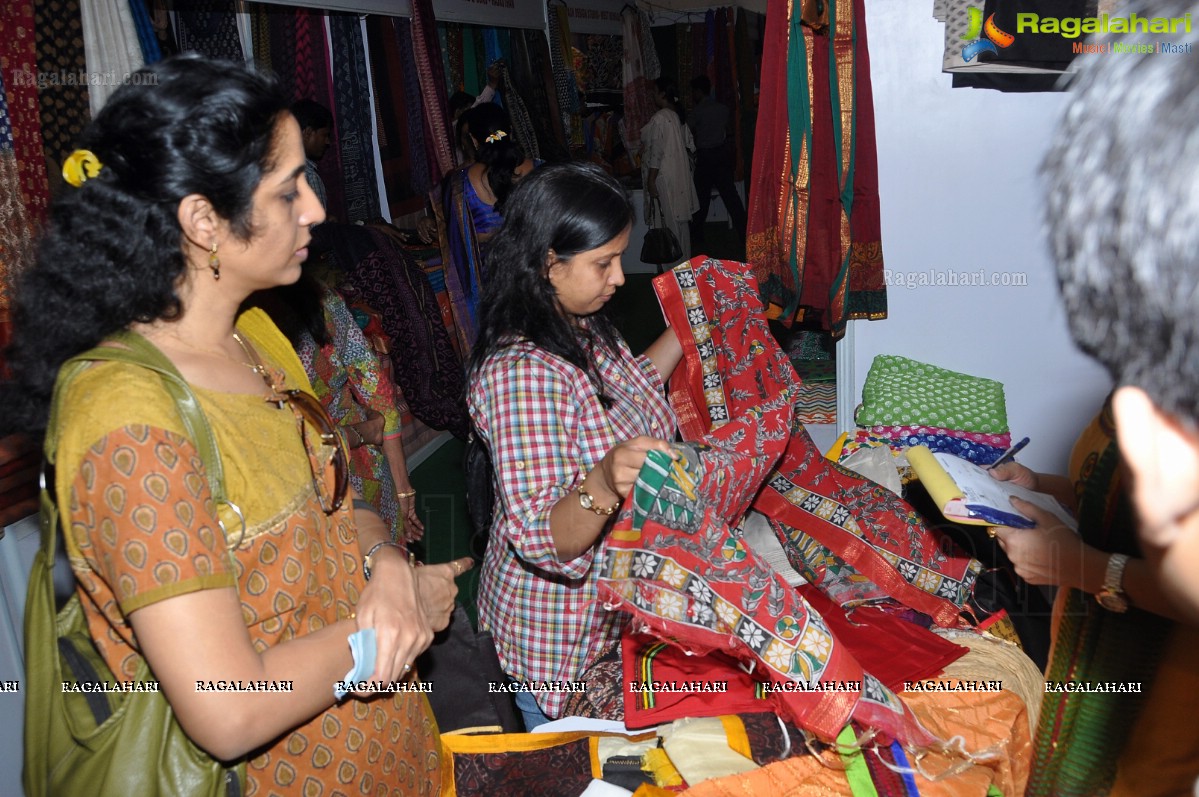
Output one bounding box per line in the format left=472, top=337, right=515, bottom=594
left=987, top=436, right=1030, bottom=471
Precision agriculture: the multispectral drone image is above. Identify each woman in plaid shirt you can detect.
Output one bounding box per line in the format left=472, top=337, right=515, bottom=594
left=468, top=163, right=683, bottom=728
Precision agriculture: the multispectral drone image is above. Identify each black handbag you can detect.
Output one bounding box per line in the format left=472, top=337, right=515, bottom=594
left=640, top=196, right=683, bottom=265
left=415, top=605, right=522, bottom=734
left=464, top=430, right=495, bottom=562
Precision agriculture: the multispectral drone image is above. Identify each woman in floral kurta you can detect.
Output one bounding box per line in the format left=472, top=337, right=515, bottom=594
left=297, top=284, right=422, bottom=542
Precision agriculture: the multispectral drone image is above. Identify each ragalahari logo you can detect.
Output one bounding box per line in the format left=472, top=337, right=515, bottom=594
left=960, top=7, right=1016, bottom=62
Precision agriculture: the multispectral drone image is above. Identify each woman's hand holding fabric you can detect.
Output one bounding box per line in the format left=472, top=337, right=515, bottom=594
left=413, top=558, right=474, bottom=631
left=992, top=498, right=1098, bottom=589
left=596, top=435, right=675, bottom=501
left=354, top=550, right=433, bottom=684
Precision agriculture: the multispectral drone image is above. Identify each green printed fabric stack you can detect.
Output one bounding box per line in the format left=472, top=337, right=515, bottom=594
left=856, top=355, right=1009, bottom=434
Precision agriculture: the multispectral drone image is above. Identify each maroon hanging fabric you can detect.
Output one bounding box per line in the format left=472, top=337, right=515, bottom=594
left=1, top=3, right=51, bottom=227
left=410, top=0, right=454, bottom=185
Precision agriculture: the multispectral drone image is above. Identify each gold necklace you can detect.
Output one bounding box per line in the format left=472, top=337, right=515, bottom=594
left=232, top=331, right=288, bottom=409
left=163, top=330, right=256, bottom=371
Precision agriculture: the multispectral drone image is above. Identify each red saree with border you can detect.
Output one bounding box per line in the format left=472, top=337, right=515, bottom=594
left=746, top=0, right=886, bottom=334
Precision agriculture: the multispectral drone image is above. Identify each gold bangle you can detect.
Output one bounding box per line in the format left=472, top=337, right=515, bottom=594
left=346, top=424, right=363, bottom=447
left=396, top=489, right=417, bottom=499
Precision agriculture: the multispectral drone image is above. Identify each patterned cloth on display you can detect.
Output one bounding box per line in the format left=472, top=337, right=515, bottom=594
left=622, top=587, right=966, bottom=731
left=2, top=0, right=51, bottom=228
left=599, top=445, right=937, bottom=745
left=127, top=0, right=162, bottom=64
left=659, top=259, right=981, bottom=623
left=596, top=259, right=983, bottom=747
left=849, top=427, right=1009, bottom=467
left=328, top=14, right=380, bottom=223
left=35, top=0, right=91, bottom=173
left=746, top=0, right=887, bottom=331
left=293, top=8, right=345, bottom=221
left=264, top=4, right=296, bottom=100
left=548, top=5, right=581, bottom=113
left=621, top=5, right=658, bottom=156
left=498, top=60, right=539, bottom=161
left=174, top=0, right=241, bottom=63
left=410, top=0, right=455, bottom=184
left=325, top=224, right=469, bottom=439
left=0, top=61, right=37, bottom=321
left=858, top=354, right=1009, bottom=433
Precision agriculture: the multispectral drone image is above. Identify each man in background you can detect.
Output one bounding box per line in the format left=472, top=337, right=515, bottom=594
left=1043, top=0, right=1199, bottom=625
left=687, top=75, right=746, bottom=250
left=291, top=98, right=333, bottom=215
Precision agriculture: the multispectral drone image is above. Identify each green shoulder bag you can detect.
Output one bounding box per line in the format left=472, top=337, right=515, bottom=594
left=23, top=330, right=247, bottom=797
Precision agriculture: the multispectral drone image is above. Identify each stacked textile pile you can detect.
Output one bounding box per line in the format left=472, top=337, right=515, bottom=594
left=784, top=330, right=837, bottom=425
left=843, top=355, right=1012, bottom=467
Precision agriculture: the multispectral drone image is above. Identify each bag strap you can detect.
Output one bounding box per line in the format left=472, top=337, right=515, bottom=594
left=648, top=195, right=664, bottom=227
left=42, top=329, right=233, bottom=558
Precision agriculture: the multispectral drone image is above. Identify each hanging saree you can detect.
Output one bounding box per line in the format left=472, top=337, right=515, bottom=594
left=250, top=3, right=272, bottom=73
left=329, top=13, right=380, bottom=224
left=0, top=69, right=37, bottom=330
left=174, top=0, right=241, bottom=63
left=1, top=0, right=51, bottom=228
left=410, top=0, right=455, bottom=185
left=497, top=61, right=539, bottom=161
left=127, top=0, right=162, bottom=65
left=547, top=4, right=582, bottom=148
left=265, top=5, right=296, bottom=100
left=365, top=17, right=425, bottom=208
left=747, top=0, right=886, bottom=334
left=35, top=0, right=91, bottom=173
left=621, top=6, right=657, bottom=157
left=332, top=225, right=469, bottom=440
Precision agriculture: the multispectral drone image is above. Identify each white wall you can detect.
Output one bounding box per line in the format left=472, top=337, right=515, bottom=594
left=852, top=0, right=1111, bottom=475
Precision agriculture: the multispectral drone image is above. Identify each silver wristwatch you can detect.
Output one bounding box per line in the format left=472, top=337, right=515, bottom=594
left=1095, top=553, right=1130, bottom=612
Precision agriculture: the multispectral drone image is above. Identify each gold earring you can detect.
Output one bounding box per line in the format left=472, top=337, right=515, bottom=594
left=208, top=242, right=221, bottom=281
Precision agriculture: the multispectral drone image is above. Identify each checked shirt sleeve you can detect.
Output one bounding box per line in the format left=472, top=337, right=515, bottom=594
left=473, top=350, right=597, bottom=580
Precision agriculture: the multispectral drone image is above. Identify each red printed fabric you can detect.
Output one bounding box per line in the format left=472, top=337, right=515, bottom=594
left=597, top=444, right=934, bottom=744
left=656, top=257, right=980, bottom=626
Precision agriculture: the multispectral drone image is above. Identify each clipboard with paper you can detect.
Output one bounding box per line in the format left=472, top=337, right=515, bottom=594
left=906, top=445, right=1078, bottom=531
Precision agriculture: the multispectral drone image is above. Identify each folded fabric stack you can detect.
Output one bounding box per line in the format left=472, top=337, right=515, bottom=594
left=844, top=355, right=1012, bottom=466
left=783, top=331, right=837, bottom=425
left=793, top=360, right=837, bottom=425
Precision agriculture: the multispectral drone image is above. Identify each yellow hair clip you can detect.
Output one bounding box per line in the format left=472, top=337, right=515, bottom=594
left=62, top=149, right=103, bottom=187
left=484, top=130, right=508, bottom=145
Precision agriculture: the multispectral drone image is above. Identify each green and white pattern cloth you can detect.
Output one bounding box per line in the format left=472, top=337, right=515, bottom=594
left=856, top=355, right=1008, bottom=434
